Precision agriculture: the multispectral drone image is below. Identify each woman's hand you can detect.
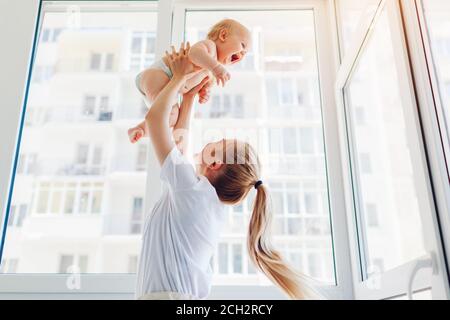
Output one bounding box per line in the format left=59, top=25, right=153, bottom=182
left=165, top=42, right=198, bottom=81
left=183, top=76, right=210, bottom=102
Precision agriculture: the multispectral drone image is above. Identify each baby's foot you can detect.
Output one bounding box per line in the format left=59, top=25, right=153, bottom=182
left=128, top=126, right=145, bottom=144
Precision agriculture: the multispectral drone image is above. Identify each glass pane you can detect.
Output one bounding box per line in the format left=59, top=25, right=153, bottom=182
left=345, top=8, right=427, bottom=276
left=422, top=0, right=450, bottom=171
left=337, top=0, right=379, bottom=55
left=58, top=255, right=74, bottom=273
left=186, top=10, right=334, bottom=284
left=232, top=244, right=243, bottom=274
left=2, top=1, right=157, bottom=273
left=64, top=190, right=76, bottom=214
left=218, top=243, right=228, bottom=274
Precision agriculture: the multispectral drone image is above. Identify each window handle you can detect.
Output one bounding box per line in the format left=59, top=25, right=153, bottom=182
left=407, top=252, right=437, bottom=300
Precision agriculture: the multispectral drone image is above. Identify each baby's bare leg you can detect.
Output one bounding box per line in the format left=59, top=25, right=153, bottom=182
left=129, top=69, right=171, bottom=144
left=128, top=104, right=179, bottom=143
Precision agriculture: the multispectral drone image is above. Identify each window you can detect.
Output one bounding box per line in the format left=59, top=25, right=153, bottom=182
left=344, top=8, right=427, bottom=276
left=131, top=197, right=143, bottom=234
left=58, top=254, right=88, bottom=273
left=33, top=66, right=54, bottom=83
left=232, top=244, right=243, bottom=274
left=90, top=53, right=114, bottom=72
left=17, top=153, right=37, bottom=175
left=218, top=243, right=228, bottom=274
left=186, top=9, right=334, bottom=284
left=41, top=28, right=63, bottom=43
left=128, top=255, right=138, bottom=273
left=7, top=205, right=28, bottom=228
left=336, top=0, right=380, bottom=55
left=90, top=53, right=102, bottom=71
left=74, top=143, right=104, bottom=175
left=129, top=31, right=156, bottom=71
left=33, top=182, right=104, bottom=215
left=0, top=258, right=19, bottom=274
left=136, top=144, right=148, bottom=171
left=82, top=95, right=112, bottom=121
left=422, top=0, right=450, bottom=171
left=196, top=94, right=246, bottom=119
left=2, top=2, right=157, bottom=276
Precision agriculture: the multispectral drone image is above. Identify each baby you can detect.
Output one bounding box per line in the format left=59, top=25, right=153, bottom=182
left=129, top=19, right=252, bottom=143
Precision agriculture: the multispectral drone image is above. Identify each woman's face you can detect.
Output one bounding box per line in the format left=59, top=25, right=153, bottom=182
left=195, top=139, right=231, bottom=176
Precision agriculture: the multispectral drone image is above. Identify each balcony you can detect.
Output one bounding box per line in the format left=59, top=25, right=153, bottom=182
left=267, top=154, right=326, bottom=176
left=44, top=107, right=114, bottom=124
left=36, top=161, right=106, bottom=176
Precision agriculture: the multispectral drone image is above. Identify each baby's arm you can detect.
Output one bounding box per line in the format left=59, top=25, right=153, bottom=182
left=189, top=40, right=230, bottom=87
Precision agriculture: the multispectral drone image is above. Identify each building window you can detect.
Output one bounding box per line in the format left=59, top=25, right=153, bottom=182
left=34, top=181, right=103, bottom=215
left=204, top=94, right=246, bottom=119
left=0, top=258, right=19, bottom=273
left=128, top=255, right=138, bottom=273
left=89, top=53, right=115, bottom=72
left=90, top=53, right=102, bottom=71
left=131, top=197, right=143, bottom=234
left=136, top=144, right=148, bottom=171
left=17, top=153, right=37, bottom=175
left=74, top=143, right=104, bottom=175
left=33, top=66, right=55, bottom=83
left=82, top=95, right=112, bottom=121
left=58, top=254, right=88, bottom=273
left=232, top=244, right=243, bottom=274
left=3, top=2, right=156, bottom=275
left=265, top=77, right=306, bottom=108
left=307, top=252, right=320, bottom=278
left=7, top=204, right=28, bottom=228
left=218, top=243, right=228, bottom=274
left=299, top=127, right=315, bottom=154
left=129, top=31, right=156, bottom=71
left=41, top=28, right=63, bottom=43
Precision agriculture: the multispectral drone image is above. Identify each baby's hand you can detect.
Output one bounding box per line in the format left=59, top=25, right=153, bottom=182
left=212, top=64, right=230, bottom=87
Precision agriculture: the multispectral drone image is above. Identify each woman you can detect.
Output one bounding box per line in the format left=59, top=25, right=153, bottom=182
left=135, top=43, right=320, bottom=300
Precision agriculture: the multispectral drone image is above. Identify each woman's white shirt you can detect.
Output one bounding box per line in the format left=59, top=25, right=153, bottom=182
left=135, top=147, right=226, bottom=299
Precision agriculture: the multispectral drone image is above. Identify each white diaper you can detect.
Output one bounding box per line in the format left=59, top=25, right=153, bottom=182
left=135, top=60, right=172, bottom=94
left=135, top=59, right=173, bottom=107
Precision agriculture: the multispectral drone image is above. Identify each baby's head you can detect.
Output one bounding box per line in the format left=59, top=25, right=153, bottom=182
left=207, top=19, right=252, bottom=66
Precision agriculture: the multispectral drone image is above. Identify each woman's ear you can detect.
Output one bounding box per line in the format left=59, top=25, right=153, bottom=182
left=209, top=161, right=224, bottom=171
left=218, top=28, right=228, bottom=42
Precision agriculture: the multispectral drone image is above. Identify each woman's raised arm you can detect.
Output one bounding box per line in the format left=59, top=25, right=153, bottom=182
left=145, top=43, right=195, bottom=165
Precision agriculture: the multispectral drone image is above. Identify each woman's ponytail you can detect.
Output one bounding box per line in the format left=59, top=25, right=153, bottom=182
left=209, top=140, right=323, bottom=299
left=247, top=183, right=321, bottom=300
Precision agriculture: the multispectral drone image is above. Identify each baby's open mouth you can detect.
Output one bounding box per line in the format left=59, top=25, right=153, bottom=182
left=231, top=54, right=239, bottom=63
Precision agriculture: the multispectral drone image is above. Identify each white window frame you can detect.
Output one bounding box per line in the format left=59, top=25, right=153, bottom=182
left=334, top=0, right=449, bottom=299
left=400, top=0, right=450, bottom=279
left=171, top=0, right=352, bottom=299
left=0, top=0, right=352, bottom=300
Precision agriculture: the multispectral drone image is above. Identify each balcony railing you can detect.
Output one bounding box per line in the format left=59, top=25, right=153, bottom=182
left=44, top=107, right=114, bottom=123
left=36, top=161, right=106, bottom=176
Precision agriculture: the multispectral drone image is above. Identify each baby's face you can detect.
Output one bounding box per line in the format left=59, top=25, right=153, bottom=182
left=217, top=27, right=252, bottom=66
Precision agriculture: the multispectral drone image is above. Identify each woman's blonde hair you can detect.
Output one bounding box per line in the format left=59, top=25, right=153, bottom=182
left=207, top=19, right=244, bottom=41
left=209, top=140, right=321, bottom=300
